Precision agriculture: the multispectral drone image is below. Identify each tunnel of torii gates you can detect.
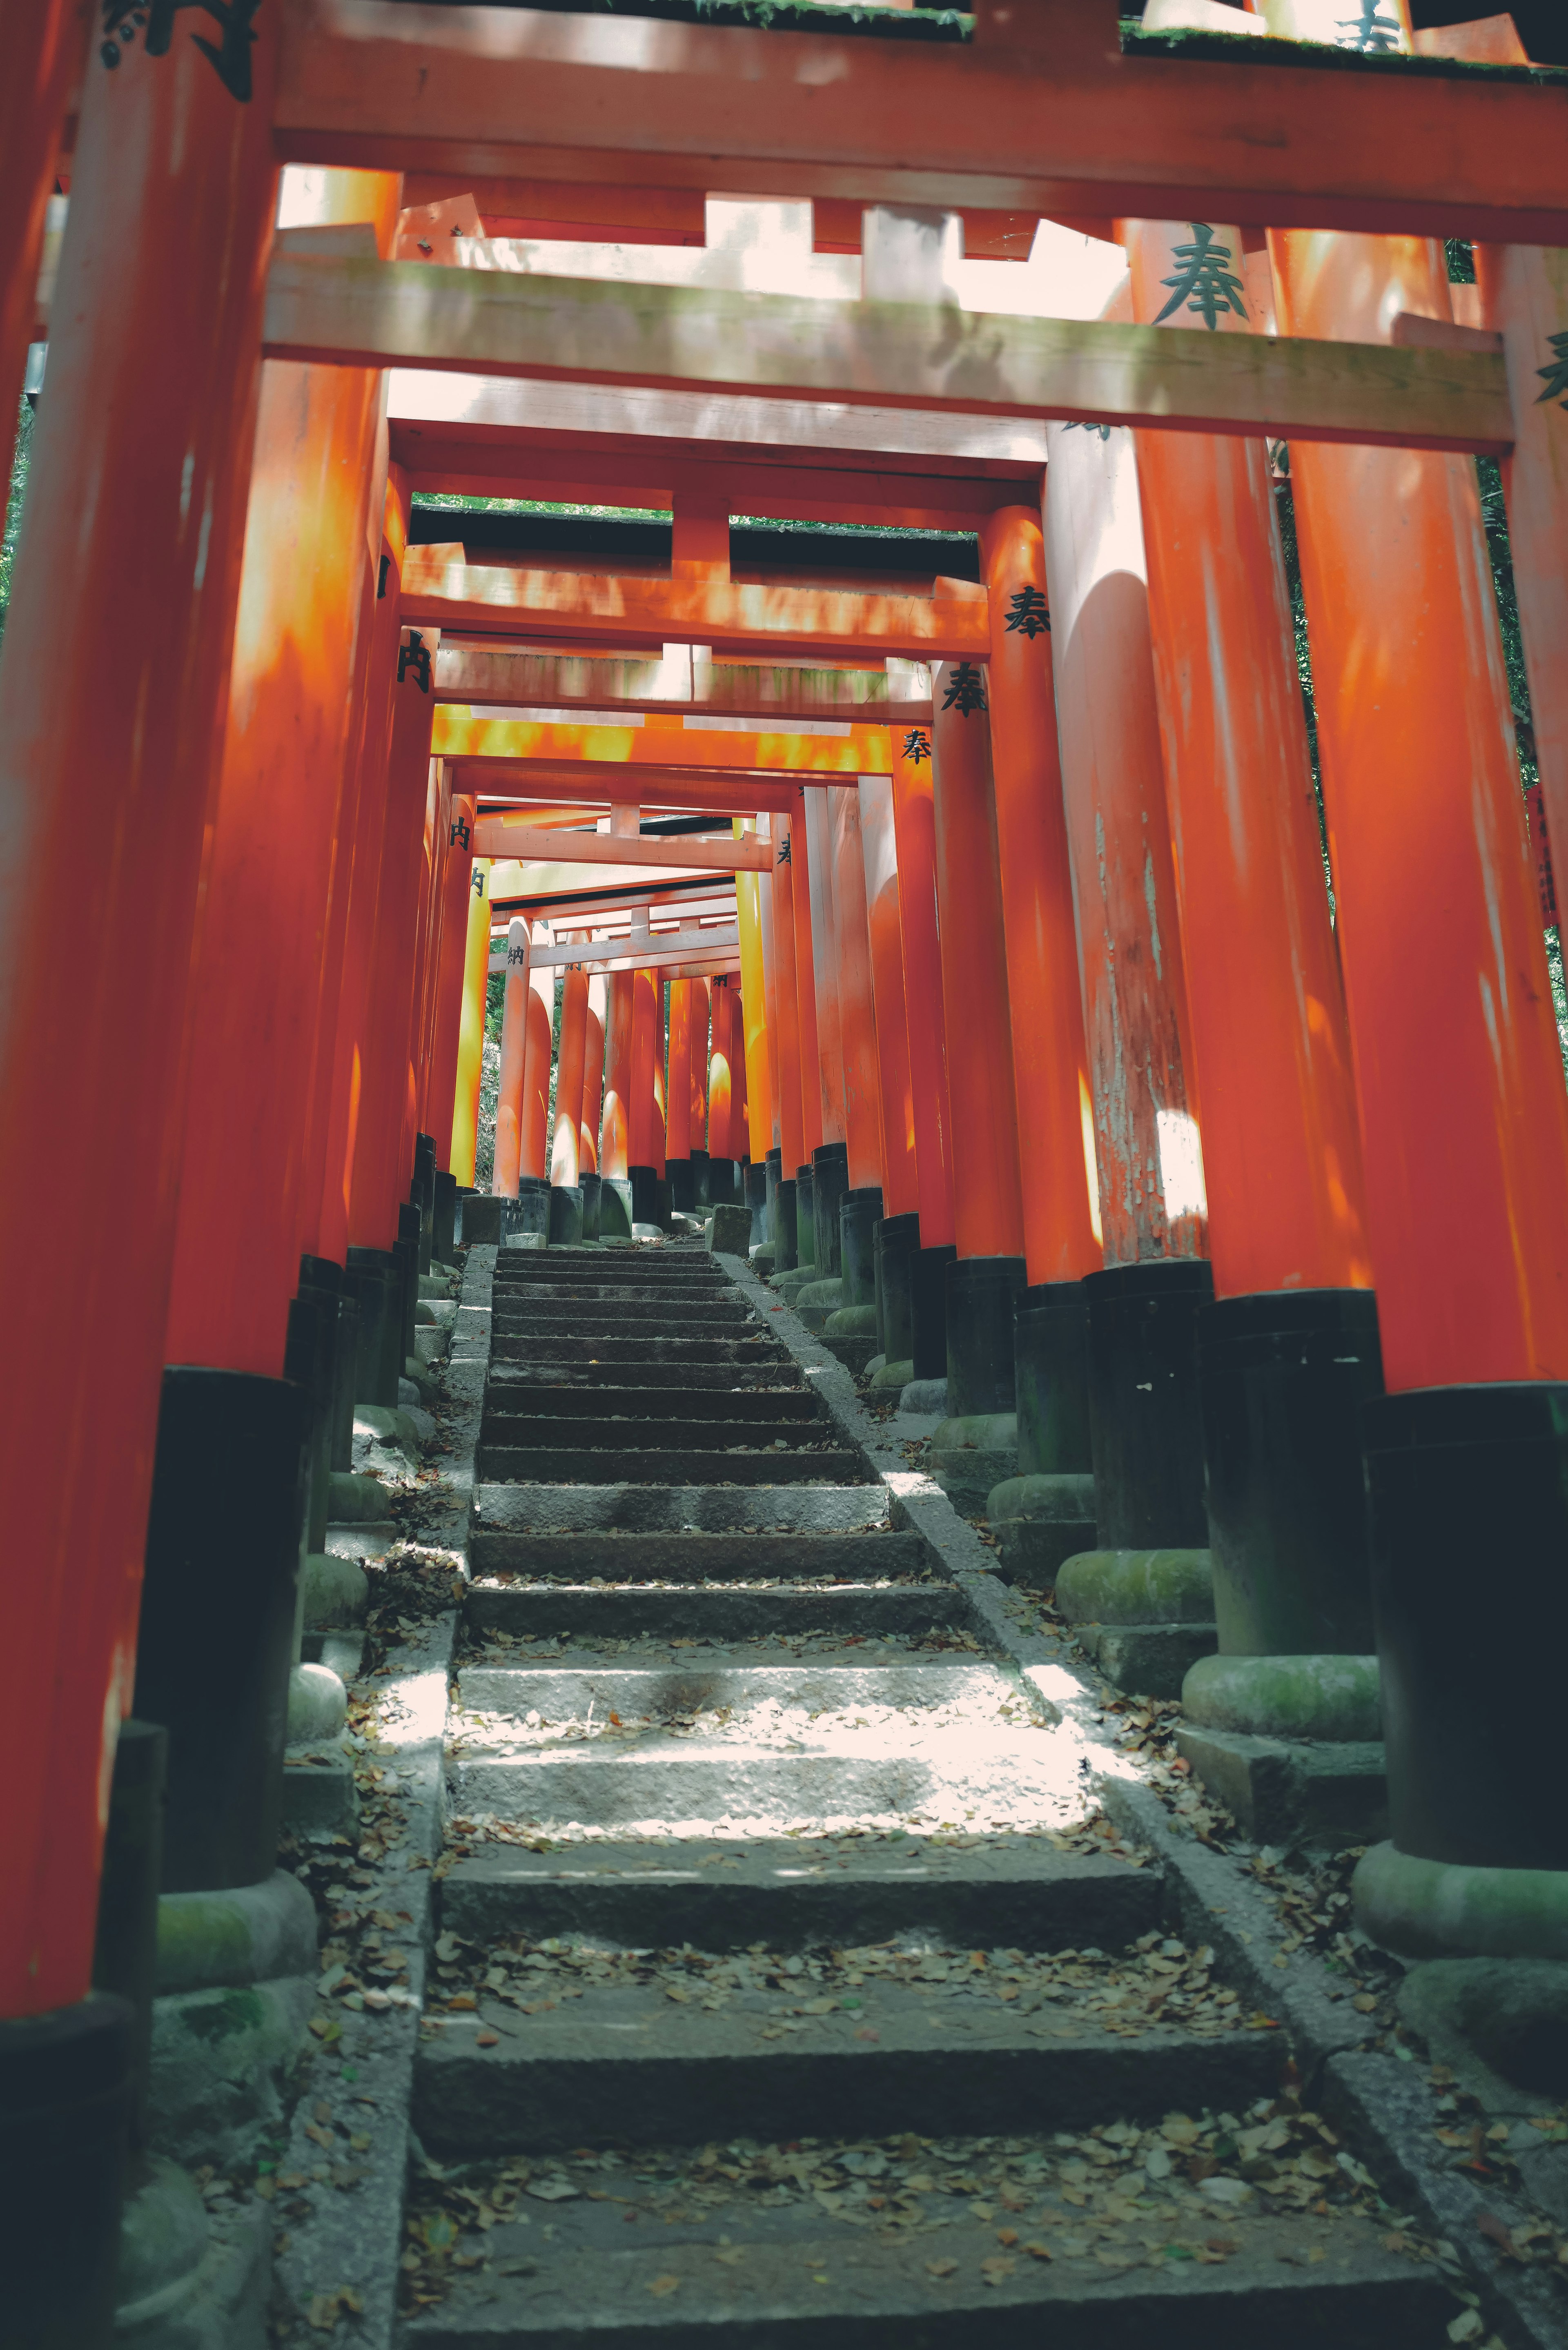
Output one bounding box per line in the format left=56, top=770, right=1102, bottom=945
left=5, top=0, right=1568, bottom=2325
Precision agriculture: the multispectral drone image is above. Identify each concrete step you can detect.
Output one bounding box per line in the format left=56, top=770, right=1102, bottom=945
left=482, top=1386, right=822, bottom=1424
left=479, top=1418, right=832, bottom=1453
left=399, top=2199, right=1445, bottom=2348
left=456, top=1656, right=1014, bottom=1715
left=468, top=1531, right=928, bottom=1583
left=464, top=1585, right=971, bottom=1644
left=437, top=1837, right=1160, bottom=1953
left=492, top=1299, right=755, bottom=1329
left=413, top=1992, right=1285, bottom=2156
left=492, top=1271, right=729, bottom=1294
left=477, top=1446, right=865, bottom=1486
left=473, top=1485, right=890, bottom=1535
left=489, top=1359, right=804, bottom=1392
left=490, top=1335, right=784, bottom=1365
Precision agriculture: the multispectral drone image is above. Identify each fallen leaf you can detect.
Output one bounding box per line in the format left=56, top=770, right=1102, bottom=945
left=1024, top=2241, right=1054, bottom=2262
left=1206, top=2238, right=1239, bottom=2257
left=714, top=2248, right=746, bottom=2265
left=996, top=2228, right=1019, bottom=2247
left=1448, top=2312, right=1484, bottom=2344
left=980, top=2256, right=1016, bottom=2285
left=1477, top=2211, right=1519, bottom=2259
left=854, top=2026, right=880, bottom=2043
left=648, top=2274, right=681, bottom=2298
left=527, top=2179, right=580, bottom=2202
left=475, top=2030, right=500, bottom=2048
left=926, top=2257, right=959, bottom=2278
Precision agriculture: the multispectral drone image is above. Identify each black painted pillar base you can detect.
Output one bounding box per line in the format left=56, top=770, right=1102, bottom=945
left=344, top=1248, right=397, bottom=1406
left=840, top=1187, right=882, bottom=1309
left=454, top=1184, right=477, bottom=1245
left=746, top=1162, right=768, bottom=1248
left=877, top=1212, right=919, bottom=1365
left=580, top=1170, right=602, bottom=1241
left=396, top=1202, right=422, bottom=1370
left=92, top=1721, right=167, bottom=2157
left=414, top=1133, right=437, bottom=1274
left=1200, top=1287, right=1382, bottom=1657
left=599, top=1176, right=634, bottom=1239
left=1015, top=1281, right=1094, bottom=1477
left=297, top=1251, right=346, bottom=1498
left=764, top=1148, right=782, bottom=1245
left=134, top=1368, right=308, bottom=1889
left=774, top=1178, right=799, bottom=1273
left=812, top=1141, right=849, bottom=1279
left=708, top=1159, right=740, bottom=1208
left=510, top=1174, right=552, bottom=1243
left=0, top=1994, right=136, bottom=2350
left=946, top=1256, right=1027, bottom=1419
left=1085, top=1258, right=1213, bottom=1548
left=1365, top=1381, right=1568, bottom=1871
left=668, top=1156, right=696, bottom=1212
left=795, top=1166, right=816, bottom=1271
left=690, top=1149, right=710, bottom=1207
left=433, top=1170, right=457, bottom=1265
left=284, top=1286, right=337, bottom=1557
left=630, top=1165, right=661, bottom=1227
left=911, top=1243, right=957, bottom=1380
left=548, top=1183, right=584, bottom=1245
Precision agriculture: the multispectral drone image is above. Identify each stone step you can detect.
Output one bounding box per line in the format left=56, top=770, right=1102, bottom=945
left=490, top=1335, right=784, bottom=1365
left=464, top=1585, right=970, bottom=1644
left=437, top=1837, right=1160, bottom=1953
left=480, top=1418, right=832, bottom=1454
left=473, top=1485, right=890, bottom=1534
left=413, top=1994, right=1284, bottom=2156
left=399, top=2206, right=1445, bottom=2348
left=482, top=1387, right=822, bottom=1424
left=469, top=1531, right=929, bottom=1583
left=456, top=1657, right=1013, bottom=1715
left=447, top=1720, right=1078, bottom=1829
left=477, top=1446, right=865, bottom=1486
left=489, top=1360, right=804, bottom=1392
left=492, top=1300, right=754, bottom=1329
left=491, top=1270, right=729, bottom=1292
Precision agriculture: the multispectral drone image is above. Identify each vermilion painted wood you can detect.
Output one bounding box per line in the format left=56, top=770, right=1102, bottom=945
left=0, top=0, right=80, bottom=481
left=768, top=841, right=806, bottom=1179
left=802, top=793, right=849, bottom=1151
left=666, top=979, right=694, bottom=1166
left=551, top=964, right=589, bottom=1188
left=786, top=806, right=826, bottom=1163
left=601, top=970, right=635, bottom=1179
left=492, top=918, right=531, bottom=1198
left=735, top=829, right=773, bottom=1163
left=404, top=753, right=449, bottom=1167
left=450, top=860, right=491, bottom=1187
left=630, top=967, right=658, bottom=1172
left=689, top=976, right=711, bottom=1161
left=429, top=793, right=478, bottom=1167
left=273, top=0, right=1568, bottom=245
left=1271, top=220, right=1568, bottom=1387
left=931, top=672, right=1027, bottom=1262
left=757, top=822, right=784, bottom=1155
left=581, top=975, right=606, bottom=1176
left=980, top=505, right=1102, bottom=1287
left=520, top=952, right=554, bottom=1180
left=653, top=976, right=668, bottom=1177
left=1042, top=414, right=1203, bottom=1266
left=706, top=982, right=732, bottom=1161
left=433, top=711, right=891, bottom=777
left=347, top=635, right=441, bottom=1244
left=1125, top=218, right=1372, bottom=1301
left=829, top=786, right=887, bottom=1196
left=315, top=471, right=408, bottom=1259
left=889, top=729, right=956, bottom=1249
left=858, top=777, right=920, bottom=1220
left=165, top=170, right=401, bottom=1377
left=0, top=2, right=279, bottom=2020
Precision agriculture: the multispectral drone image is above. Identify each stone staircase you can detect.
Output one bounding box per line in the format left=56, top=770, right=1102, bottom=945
left=399, top=1240, right=1448, bottom=2345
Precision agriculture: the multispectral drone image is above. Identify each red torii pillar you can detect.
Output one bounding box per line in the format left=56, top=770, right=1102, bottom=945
left=550, top=955, right=590, bottom=1243
left=600, top=969, right=635, bottom=1237
left=427, top=794, right=478, bottom=1254
left=666, top=976, right=695, bottom=1210
left=519, top=946, right=554, bottom=1190
left=889, top=724, right=957, bottom=1379
left=801, top=790, right=851, bottom=1280
left=0, top=8, right=280, bottom=2296
left=581, top=971, right=606, bottom=1235
left=829, top=785, right=886, bottom=1316
left=630, top=965, right=660, bottom=1226
left=449, top=860, right=492, bottom=1192
left=688, top=975, right=713, bottom=1204
left=857, top=774, right=920, bottom=1371
left=768, top=822, right=808, bottom=1270
left=785, top=804, right=825, bottom=1267
left=492, top=918, right=532, bottom=1202
left=1261, top=15, right=1568, bottom=1944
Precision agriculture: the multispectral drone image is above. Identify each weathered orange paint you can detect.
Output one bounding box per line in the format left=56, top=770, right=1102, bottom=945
left=492, top=917, right=531, bottom=1197
left=667, top=978, right=694, bottom=1163
left=432, top=710, right=892, bottom=777
left=769, top=834, right=806, bottom=1177
left=708, top=982, right=736, bottom=1161
left=429, top=793, right=478, bottom=1167
left=1123, top=218, right=1372, bottom=1301
left=980, top=506, right=1102, bottom=1286
left=581, top=973, right=606, bottom=1176
left=1268, top=220, right=1568, bottom=1386
left=450, top=860, right=491, bottom=1188
left=602, top=971, right=635, bottom=1178
left=552, top=963, right=589, bottom=1188
left=889, top=727, right=956, bottom=1248
left=734, top=826, right=773, bottom=1154
left=165, top=170, right=399, bottom=1378
left=0, top=0, right=81, bottom=466
left=347, top=634, right=441, bottom=1245
left=404, top=753, right=450, bottom=1166
left=930, top=674, right=1027, bottom=1262
left=690, top=976, right=712, bottom=1154
left=829, top=786, right=886, bottom=1195
left=857, top=777, right=920, bottom=1219
left=785, top=809, right=825, bottom=1161
left=0, top=2, right=279, bottom=2018
left=733, top=990, right=751, bottom=1160
left=756, top=824, right=784, bottom=1153
left=1042, top=415, right=1205, bottom=1267
left=520, top=952, right=554, bottom=1180
left=653, top=978, right=668, bottom=1177
left=802, top=793, right=848, bottom=1149
left=630, top=967, right=658, bottom=1169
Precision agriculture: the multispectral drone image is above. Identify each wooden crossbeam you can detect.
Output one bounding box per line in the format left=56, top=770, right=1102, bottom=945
left=274, top=2, right=1568, bottom=247
left=466, top=764, right=804, bottom=817
left=472, top=820, right=773, bottom=871
left=267, top=255, right=1513, bottom=455
left=431, top=709, right=888, bottom=773
left=401, top=544, right=991, bottom=661
left=497, top=924, right=742, bottom=974
left=492, top=880, right=736, bottom=924
left=435, top=641, right=934, bottom=724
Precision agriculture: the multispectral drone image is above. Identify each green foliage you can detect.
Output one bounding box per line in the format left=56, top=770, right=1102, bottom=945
left=413, top=492, right=670, bottom=525
left=0, top=396, right=33, bottom=654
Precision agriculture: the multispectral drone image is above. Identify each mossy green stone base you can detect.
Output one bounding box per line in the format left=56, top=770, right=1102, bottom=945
left=148, top=1977, right=317, bottom=2172
left=929, top=1413, right=1018, bottom=1512
left=1397, top=1959, right=1568, bottom=2111
left=156, top=1871, right=318, bottom=1996
left=985, top=1473, right=1097, bottom=1586
left=327, top=1469, right=393, bottom=1525
left=822, top=1302, right=880, bottom=1376
left=1182, top=1652, right=1382, bottom=1742
left=1176, top=1726, right=1387, bottom=1849
left=301, top=1549, right=368, bottom=1628
left=1354, top=1841, right=1568, bottom=1962
left=870, top=1357, right=915, bottom=1394
left=1056, top=1547, right=1214, bottom=1626
left=794, top=1276, right=846, bottom=1332
left=287, top=1661, right=347, bottom=1744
